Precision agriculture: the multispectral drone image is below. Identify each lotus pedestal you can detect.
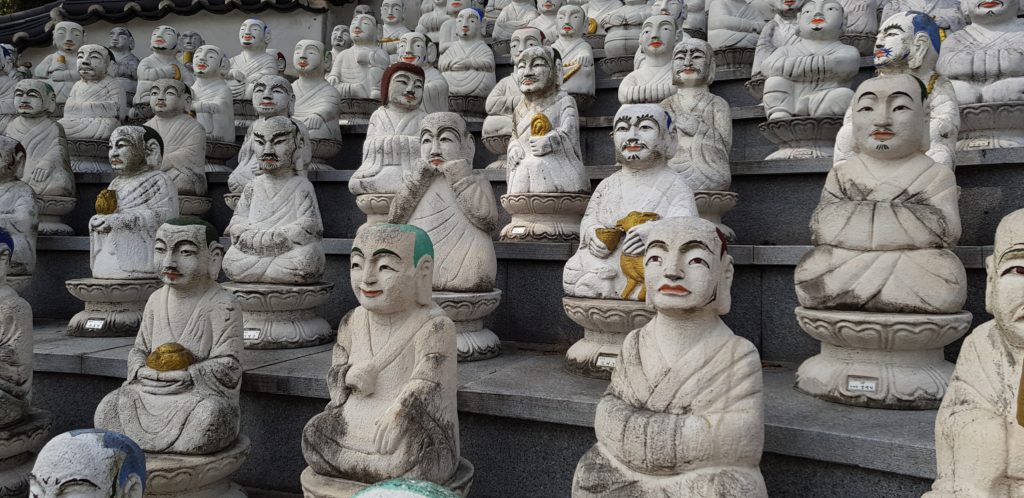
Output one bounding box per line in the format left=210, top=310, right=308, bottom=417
left=37, top=195, right=76, bottom=235
left=695, top=191, right=738, bottom=241
left=68, top=139, right=112, bottom=173
left=447, top=96, right=486, bottom=122
left=0, top=410, right=52, bottom=497
left=6, top=275, right=30, bottom=294
left=299, top=458, right=474, bottom=498
left=596, top=56, right=633, bottom=79
left=481, top=133, right=510, bottom=170
left=206, top=141, right=241, bottom=173
left=759, top=116, right=843, bottom=160
left=499, top=193, right=589, bottom=243
left=223, top=282, right=335, bottom=349
left=563, top=297, right=654, bottom=379
left=434, top=289, right=502, bottom=362
left=143, top=436, right=250, bottom=498
left=234, top=100, right=257, bottom=130
left=355, top=194, right=394, bottom=226
left=180, top=195, right=212, bottom=216
left=338, top=98, right=378, bottom=124
left=714, top=47, right=754, bottom=75
left=957, top=102, right=1024, bottom=151
left=310, top=139, right=343, bottom=171
left=65, top=278, right=162, bottom=337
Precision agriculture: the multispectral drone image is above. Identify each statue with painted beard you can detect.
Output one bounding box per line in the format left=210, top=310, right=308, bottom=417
left=483, top=28, right=544, bottom=147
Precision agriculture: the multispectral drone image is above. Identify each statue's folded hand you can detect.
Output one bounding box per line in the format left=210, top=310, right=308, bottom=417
left=31, top=167, right=51, bottom=184
left=621, top=227, right=648, bottom=256
left=89, top=215, right=111, bottom=233
left=373, top=403, right=406, bottom=454
left=529, top=134, right=555, bottom=156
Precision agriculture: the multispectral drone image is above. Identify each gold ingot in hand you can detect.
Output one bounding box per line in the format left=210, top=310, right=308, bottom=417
left=95, top=189, right=117, bottom=215
left=617, top=211, right=661, bottom=301
left=595, top=227, right=622, bottom=252
left=531, top=113, right=552, bottom=136
left=587, top=18, right=598, bottom=34
left=146, top=342, right=196, bottom=372
left=172, top=64, right=181, bottom=81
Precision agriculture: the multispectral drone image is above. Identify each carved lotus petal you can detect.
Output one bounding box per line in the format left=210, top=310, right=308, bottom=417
left=223, top=192, right=240, bottom=211
left=223, top=282, right=334, bottom=312
left=583, top=33, right=605, bottom=49
left=145, top=436, right=250, bottom=494
left=694, top=190, right=738, bottom=214
left=179, top=195, right=212, bottom=216
left=500, top=193, right=590, bottom=215
left=959, top=102, right=1024, bottom=134
left=562, top=296, right=655, bottom=334
left=481, top=134, right=511, bottom=156
left=355, top=194, right=394, bottom=216
left=67, top=139, right=110, bottom=159
left=206, top=141, right=242, bottom=161
left=0, top=410, right=52, bottom=460
left=310, top=138, right=343, bottom=160
left=795, top=307, right=972, bottom=351
left=596, top=55, right=634, bottom=79
left=447, top=96, right=487, bottom=119
left=433, top=290, right=502, bottom=322
left=839, top=33, right=874, bottom=56
left=338, top=98, right=379, bottom=120
left=36, top=195, right=77, bottom=216
left=713, top=47, right=755, bottom=71
left=64, top=278, right=162, bottom=302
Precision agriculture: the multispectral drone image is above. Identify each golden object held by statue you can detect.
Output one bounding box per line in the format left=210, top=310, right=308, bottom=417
left=587, top=18, right=598, bottom=34
left=172, top=64, right=181, bottom=81
left=531, top=113, right=552, bottom=136
left=617, top=211, right=661, bottom=301
left=182, top=51, right=194, bottom=64
left=146, top=343, right=196, bottom=372
left=57, top=55, right=65, bottom=65
left=95, top=189, right=118, bottom=215
left=563, top=62, right=581, bottom=82
left=595, top=228, right=622, bottom=252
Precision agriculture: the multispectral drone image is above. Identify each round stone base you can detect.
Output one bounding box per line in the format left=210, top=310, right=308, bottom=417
left=499, top=193, right=589, bottom=243
left=6, top=275, right=30, bottom=294
left=744, top=75, right=765, bottom=100
left=339, top=98, right=379, bottom=124
left=310, top=139, right=343, bottom=170
left=68, top=139, right=112, bottom=173
left=224, top=192, right=241, bottom=211
left=694, top=191, right=738, bottom=242
left=355, top=194, right=394, bottom=225
left=180, top=195, right=212, bottom=216
left=433, top=289, right=502, bottom=362
left=206, top=141, right=241, bottom=173
left=794, top=307, right=972, bottom=409
left=563, top=297, right=654, bottom=379
left=144, top=436, right=250, bottom=498
left=713, top=47, right=754, bottom=74
left=957, top=102, right=1024, bottom=151
left=596, top=56, right=634, bottom=79
left=447, top=96, right=486, bottom=121
left=583, top=33, right=605, bottom=50
left=758, top=116, right=843, bottom=160
left=300, top=458, right=475, bottom=498
left=481, top=134, right=510, bottom=170
left=37, top=195, right=76, bottom=235
left=223, top=282, right=335, bottom=349
left=0, top=409, right=54, bottom=496
left=65, top=278, right=163, bottom=337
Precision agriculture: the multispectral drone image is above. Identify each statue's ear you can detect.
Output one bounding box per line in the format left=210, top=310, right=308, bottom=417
left=12, top=144, right=26, bottom=179
left=145, top=137, right=162, bottom=166
left=426, top=41, right=438, bottom=65
left=220, top=56, right=232, bottom=77
left=323, top=49, right=333, bottom=72
left=264, top=25, right=272, bottom=45
left=985, top=254, right=996, bottom=315
left=183, top=90, right=193, bottom=111
left=208, top=241, right=224, bottom=280
left=716, top=254, right=734, bottom=315
left=909, top=32, right=931, bottom=69
left=415, top=256, right=434, bottom=306
left=121, top=473, right=144, bottom=498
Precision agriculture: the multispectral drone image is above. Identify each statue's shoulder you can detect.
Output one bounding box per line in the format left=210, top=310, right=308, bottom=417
left=0, top=287, right=30, bottom=315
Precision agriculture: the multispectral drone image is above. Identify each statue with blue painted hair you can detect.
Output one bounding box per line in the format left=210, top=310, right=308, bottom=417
left=0, top=227, right=31, bottom=428
left=30, top=429, right=146, bottom=498
left=881, top=0, right=965, bottom=32
left=439, top=8, right=495, bottom=101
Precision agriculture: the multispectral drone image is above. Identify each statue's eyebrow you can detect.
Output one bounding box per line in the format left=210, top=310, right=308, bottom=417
left=998, top=245, right=1024, bottom=264
left=351, top=247, right=363, bottom=256
left=373, top=248, right=401, bottom=259
left=57, top=478, right=101, bottom=490
left=888, top=91, right=914, bottom=101
left=646, top=240, right=668, bottom=252
left=613, top=116, right=633, bottom=127
left=882, top=23, right=904, bottom=32
left=681, top=240, right=712, bottom=252
left=856, top=92, right=878, bottom=102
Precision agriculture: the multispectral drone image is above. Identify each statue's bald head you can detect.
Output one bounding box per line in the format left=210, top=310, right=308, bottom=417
left=30, top=430, right=146, bottom=498
left=987, top=209, right=1024, bottom=347
left=419, top=112, right=474, bottom=165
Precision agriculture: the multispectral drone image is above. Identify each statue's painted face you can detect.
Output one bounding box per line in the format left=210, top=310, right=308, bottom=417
left=989, top=212, right=1024, bottom=346
left=29, top=431, right=145, bottom=498
left=799, top=0, right=843, bottom=39
left=154, top=224, right=216, bottom=288
left=180, top=31, right=204, bottom=51
left=672, top=40, right=711, bottom=86
left=447, top=0, right=466, bottom=16
left=149, top=80, right=189, bottom=116
left=965, top=0, right=1018, bottom=21
left=538, top=0, right=563, bottom=15
left=640, top=16, right=676, bottom=57
left=193, top=45, right=224, bottom=76
left=773, top=0, right=805, bottom=13
left=293, top=40, right=324, bottom=74
left=331, top=25, right=351, bottom=49
left=873, top=15, right=914, bottom=67
left=252, top=76, right=292, bottom=117
left=516, top=47, right=556, bottom=94
left=557, top=5, right=586, bottom=36
left=109, top=27, right=132, bottom=50
left=644, top=218, right=726, bottom=314
left=652, top=0, right=684, bottom=21
left=108, top=128, right=149, bottom=175
left=240, top=20, right=268, bottom=47
left=420, top=118, right=467, bottom=165
left=76, top=45, right=110, bottom=81
left=14, top=80, right=54, bottom=117
left=851, top=76, right=927, bottom=159
left=388, top=70, right=425, bottom=109
left=150, top=25, right=177, bottom=51
left=53, top=22, right=84, bottom=53
left=613, top=104, right=672, bottom=168
left=510, top=28, right=543, bottom=60
left=351, top=15, right=377, bottom=43
left=398, top=32, right=429, bottom=64
left=252, top=117, right=299, bottom=172
left=350, top=228, right=423, bottom=314
left=456, top=9, right=482, bottom=39
left=382, top=0, right=405, bottom=23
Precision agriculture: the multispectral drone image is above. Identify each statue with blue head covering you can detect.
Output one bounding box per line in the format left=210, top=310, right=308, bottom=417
left=0, top=226, right=32, bottom=428
left=30, top=429, right=146, bottom=498
left=0, top=136, right=37, bottom=280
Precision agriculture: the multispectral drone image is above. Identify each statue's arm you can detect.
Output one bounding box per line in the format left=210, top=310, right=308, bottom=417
left=808, top=167, right=852, bottom=245
left=326, top=312, right=354, bottom=408
left=751, top=21, right=777, bottom=77
left=392, top=316, right=453, bottom=410
left=32, top=56, right=51, bottom=78
left=280, top=188, right=324, bottom=246
left=712, top=97, right=733, bottom=152
left=446, top=159, right=500, bottom=232
left=708, top=4, right=759, bottom=33
left=125, top=302, right=155, bottom=383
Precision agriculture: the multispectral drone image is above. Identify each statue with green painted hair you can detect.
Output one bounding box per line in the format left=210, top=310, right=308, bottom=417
left=301, top=223, right=473, bottom=497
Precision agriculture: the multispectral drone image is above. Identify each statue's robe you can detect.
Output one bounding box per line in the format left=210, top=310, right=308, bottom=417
left=794, top=154, right=966, bottom=314
left=573, top=319, right=767, bottom=498
left=600, top=5, right=648, bottom=56
left=0, top=75, right=15, bottom=131
left=416, top=10, right=449, bottom=42
left=528, top=14, right=559, bottom=46
left=229, top=118, right=313, bottom=193
left=482, top=75, right=520, bottom=137
left=507, top=92, right=588, bottom=194
left=708, top=0, right=763, bottom=50
left=111, top=51, right=140, bottom=97
left=60, top=78, right=126, bottom=141
left=837, top=0, right=878, bottom=38
left=332, top=45, right=390, bottom=99
left=761, top=40, right=859, bottom=117
left=618, top=62, right=673, bottom=104
left=228, top=51, right=278, bottom=100
left=223, top=174, right=325, bottom=284
left=351, top=106, right=426, bottom=195
left=0, top=181, right=38, bottom=276
left=437, top=18, right=458, bottom=55
left=661, top=90, right=733, bottom=191
left=33, top=52, right=78, bottom=103
left=492, top=1, right=538, bottom=40
left=552, top=37, right=595, bottom=96
left=302, top=305, right=460, bottom=484
left=145, top=114, right=208, bottom=196
left=925, top=321, right=1024, bottom=498
left=382, top=23, right=412, bottom=60
left=585, top=0, right=622, bottom=35
left=937, top=24, right=1024, bottom=102
left=439, top=40, right=495, bottom=98
left=563, top=166, right=697, bottom=298
left=751, top=15, right=799, bottom=80
left=0, top=283, right=31, bottom=428
left=135, top=54, right=191, bottom=104
left=6, top=117, right=74, bottom=198
left=421, top=66, right=450, bottom=114
left=293, top=79, right=344, bottom=142
left=90, top=170, right=180, bottom=280
left=881, top=0, right=964, bottom=31
left=191, top=79, right=235, bottom=143
left=94, top=284, right=243, bottom=454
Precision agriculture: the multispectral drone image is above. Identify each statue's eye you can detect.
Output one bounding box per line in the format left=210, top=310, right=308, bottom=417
left=645, top=255, right=662, bottom=265
left=350, top=262, right=361, bottom=270
left=893, top=104, right=911, bottom=111
left=1001, top=266, right=1024, bottom=276
left=856, top=106, right=873, bottom=112
left=689, top=257, right=709, bottom=268
left=379, top=264, right=395, bottom=272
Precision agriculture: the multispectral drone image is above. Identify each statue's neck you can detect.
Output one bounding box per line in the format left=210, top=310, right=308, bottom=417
left=974, top=17, right=1021, bottom=33
left=167, top=280, right=215, bottom=300
left=296, top=74, right=325, bottom=85
left=651, top=309, right=722, bottom=359
left=675, top=84, right=710, bottom=96
left=621, top=162, right=667, bottom=175
left=777, top=9, right=798, bottom=21
left=150, top=49, right=176, bottom=60
left=153, top=112, right=187, bottom=121
left=368, top=306, right=418, bottom=329
left=645, top=52, right=672, bottom=66
left=242, top=45, right=267, bottom=54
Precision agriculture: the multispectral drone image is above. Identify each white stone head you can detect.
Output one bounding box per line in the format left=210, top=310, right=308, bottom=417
left=962, top=0, right=1020, bottom=25
left=14, top=79, right=57, bottom=117
left=672, top=37, right=715, bottom=87
left=612, top=103, right=677, bottom=170
left=155, top=217, right=224, bottom=287
left=355, top=4, right=374, bottom=17
left=351, top=14, right=379, bottom=44
left=397, top=32, right=439, bottom=67
left=294, top=39, right=328, bottom=76
left=382, top=62, right=426, bottom=109
left=381, top=0, right=406, bottom=25
left=29, top=429, right=146, bottom=498
left=797, top=0, right=845, bottom=41
left=52, top=22, right=84, bottom=55
left=419, top=111, right=474, bottom=166
left=0, top=136, right=26, bottom=182
left=109, top=125, right=162, bottom=176
left=456, top=8, right=484, bottom=40
left=770, top=0, right=806, bottom=15
left=446, top=0, right=468, bottom=17
left=874, top=11, right=942, bottom=72
left=252, top=74, right=294, bottom=117
left=239, top=19, right=271, bottom=50
left=0, top=44, right=16, bottom=75
left=640, top=15, right=677, bottom=58
left=510, top=27, right=545, bottom=61
left=987, top=208, right=1024, bottom=348
left=0, top=228, right=12, bottom=285
left=850, top=74, right=930, bottom=160
left=149, top=79, right=192, bottom=117
left=149, top=25, right=178, bottom=53
left=516, top=45, right=562, bottom=96
left=331, top=25, right=353, bottom=51
left=76, top=44, right=113, bottom=81
left=193, top=45, right=231, bottom=79
left=353, top=478, right=461, bottom=497
left=652, top=0, right=686, bottom=24
left=643, top=216, right=734, bottom=316
left=538, top=0, right=564, bottom=16
left=108, top=27, right=135, bottom=52
left=179, top=31, right=205, bottom=52
left=351, top=223, right=435, bottom=314
left=556, top=5, right=587, bottom=39
left=251, top=115, right=306, bottom=174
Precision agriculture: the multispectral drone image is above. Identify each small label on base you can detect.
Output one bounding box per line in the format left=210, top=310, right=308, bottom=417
left=596, top=354, right=618, bottom=369
left=85, top=319, right=105, bottom=330
left=847, top=376, right=877, bottom=393
left=511, top=226, right=527, bottom=235
left=243, top=328, right=261, bottom=341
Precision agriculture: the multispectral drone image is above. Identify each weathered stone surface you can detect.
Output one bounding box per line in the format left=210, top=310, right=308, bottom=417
left=33, top=22, right=83, bottom=105
left=60, top=44, right=127, bottom=142
left=29, top=428, right=141, bottom=498
left=191, top=45, right=236, bottom=144
left=440, top=9, right=495, bottom=100
left=227, top=19, right=278, bottom=101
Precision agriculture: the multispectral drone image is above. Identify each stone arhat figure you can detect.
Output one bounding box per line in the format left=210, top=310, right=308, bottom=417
left=492, top=0, right=539, bottom=46
left=483, top=27, right=544, bottom=168
left=599, top=0, right=650, bottom=59
left=134, top=25, right=190, bottom=111
left=708, top=0, right=766, bottom=71
left=30, top=430, right=146, bottom=498
left=881, top=0, right=965, bottom=32
left=59, top=44, right=127, bottom=143
left=835, top=0, right=879, bottom=56
left=436, top=0, right=468, bottom=54
left=108, top=27, right=140, bottom=100
left=227, top=19, right=279, bottom=100
left=381, top=0, right=412, bottom=60
left=528, top=0, right=564, bottom=43
left=750, top=0, right=806, bottom=93
left=0, top=227, right=32, bottom=428
left=925, top=208, right=1024, bottom=497
left=0, top=137, right=37, bottom=282
left=292, top=39, right=343, bottom=163
left=439, top=8, right=496, bottom=116
left=191, top=44, right=236, bottom=144
left=0, top=45, right=16, bottom=130
left=300, top=223, right=471, bottom=495
left=585, top=0, right=622, bottom=37
left=329, top=24, right=353, bottom=66
left=177, top=30, right=205, bottom=73
left=571, top=216, right=767, bottom=498
left=331, top=14, right=390, bottom=101
left=33, top=21, right=84, bottom=105
left=416, top=0, right=449, bottom=44
left=552, top=5, right=596, bottom=101
left=144, top=78, right=209, bottom=214
left=396, top=32, right=449, bottom=113
left=619, top=15, right=678, bottom=104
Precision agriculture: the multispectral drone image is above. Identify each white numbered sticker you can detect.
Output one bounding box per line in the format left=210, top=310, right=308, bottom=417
left=85, top=319, right=105, bottom=330
left=243, top=328, right=261, bottom=341
left=511, top=226, right=527, bottom=235
left=596, top=354, right=618, bottom=369
left=847, top=376, right=877, bottom=393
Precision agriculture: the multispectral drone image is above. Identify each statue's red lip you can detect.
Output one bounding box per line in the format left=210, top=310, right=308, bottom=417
left=811, top=17, right=825, bottom=24
left=401, top=55, right=417, bottom=62
left=563, top=25, right=573, bottom=30
left=624, top=145, right=643, bottom=151
left=154, top=39, right=165, bottom=44
left=430, top=158, right=445, bottom=165
left=298, top=61, right=309, bottom=67
left=873, top=49, right=887, bottom=58
left=649, top=41, right=663, bottom=47
left=784, top=0, right=795, bottom=5
left=682, top=68, right=697, bottom=74
left=659, top=284, right=689, bottom=295
left=161, top=271, right=181, bottom=280
left=981, top=0, right=1001, bottom=6
left=360, top=289, right=382, bottom=297
left=196, top=64, right=208, bottom=70
left=871, top=130, right=895, bottom=140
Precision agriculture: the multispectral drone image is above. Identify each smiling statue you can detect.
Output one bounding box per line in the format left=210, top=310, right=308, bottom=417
left=134, top=26, right=190, bottom=107
left=33, top=21, right=84, bottom=104
left=331, top=14, right=390, bottom=100
left=59, top=44, right=126, bottom=142
left=227, top=19, right=278, bottom=100
left=571, top=216, right=768, bottom=498
left=190, top=45, right=235, bottom=143
left=292, top=39, right=344, bottom=146
left=619, top=15, right=678, bottom=104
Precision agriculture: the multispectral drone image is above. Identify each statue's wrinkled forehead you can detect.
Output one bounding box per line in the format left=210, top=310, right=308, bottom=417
left=646, top=217, right=726, bottom=258
left=152, top=78, right=189, bottom=94
left=420, top=112, right=467, bottom=139
left=79, top=44, right=110, bottom=61
left=254, top=74, right=293, bottom=94
left=196, top=44, right=222, bottom=57
left=111, top=125, right=146, bottom=145
left=518, top=45, right=557, bottom=65
left=615, top=103, right=671, bottom=131
left=512, top=27, right=544, bottom=45
left=16, top=79, right=55, bottom=100
left=995, top=210, right=1024, bottom=263
left=34, top=432, right=121, bottom=487
left=253, top=115, right=298, bottom=138
left=156, top=224, right=208, bottom=251
left=401, top=31, right=426, bottom=43
left=854, top=74, right=926, bottom=104
left=354, top=223, right=433, bottom=265
left=882, top=11, right=942, bottom=52
left=673, top=38, right=710, bottom=56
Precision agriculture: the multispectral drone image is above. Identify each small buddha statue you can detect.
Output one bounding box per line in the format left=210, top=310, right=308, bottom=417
left=492, top=0, right=539, bottom=44
left=0, top=227, right=29, bottom=431
left=708, top=0, right=766, bottom=59
left=223, top=116, right=325, bottom=285
left=177, top=31, right=205, bottom=74
left=328, top=25, right=353, bottom=73
left=437, top=0, right=468, bottom=54
left=619, top=15, right=677, bottom=104
left=59, top=44, right=127, bottom=142
left=95, top=217, right=243, bottom=455
left=751, top=0, right=805, bottom=84
left=562, top=104, right=698, bottom=299
left=30, top=430, right=146, bottom=498
left=134, top=26, right=190, bottom=109
left=227, top=19, right=279, bottom=100
left=552, top=5, right=596, bottom=99
left=440, top=9, right=496, bottom=101
left=416, top=0, right=449, bottom=42
left=0, top=138, right=35, bottom=282
left=600, top=0, right=650, bottom=58
left=881, top=0, right=964, bottom=32
left=108, top=27, right=140, bottom=101
left=483, top=27, right=544, bottom=151
left=396, top=32, right=449, bottom=113
left=331, top=15, right=390, bottom=100
left=937, top=0, right=1024, bottom=104
left=836, top=0, right=879, bottom=55
left=585, top=0, right=621, bottom=36
left=528, top=0, right=564, bottom=43
left=191, top=45, right=236, bottom=143
left=144, top=79, right=209, bottom=202
left=572, top=216, right=768, bottom=498
left=292, top=40, right=343, bottom=147
left=381, top=0, right=412, bottom=59
left=32, top=21, right=84, bottom=105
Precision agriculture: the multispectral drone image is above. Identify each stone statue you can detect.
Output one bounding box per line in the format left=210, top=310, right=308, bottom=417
left=0, top=228, right=31, bottom=428
left=600, top=0, right=650, bottom=58
left=177, top=31, right=205, bottom=74
left=925, top=209, right=1024, bottom=497
left=572, top=216, right=767, bottom=498
left=528, top=0, right=564, bottom=43
left=134, top=26, right=190, bottom=109
left=436, top=0, right=467, bottom=54
left=492, top=0, right=539, bottom=45
left=417, top=0, right=449, bottom=42
left=355, top=4, right=374, bottom=17
left=191, top=45, right=236, bottom=143
left=751, top=0, right=805, bottom=86
left=440, top=8, right=496, bottom=107
left=6, top=80, right=76, bottom=235
left=329, top=25, right=353, bottom=70
left=397, top=32, right=449, bottom=113
left=227, top=19, right=279, bottom=100
left=483, top=27, right=545, bottom=168
left=300, top=223, right=470, bottom=494
left=708, top=0, right=767, bottom=56
left=59, top=44, right=127, bottom=142
left=0, top=44, right=25, bottom=82
left=619, top=15, right=678, bottom=104
left=881, top=0, right=965, bottom=32
left=0, top=137, right=37, bottom=281
left=331, top=15, right=390, bottom=100
left=30, top=430, right=146, bottom=498
left=108, top=27, right=140, bottom=101
left=33, top=21, right=84, bottom=105
left=836, top=0, right=879, bottom=55
left=0, top=46, right=16, bottom=130
left=292, top=39, right=343, bottom=147
left=552, top=5, right=596, bottom=99
left=836, top=12, right=958, bottom=169
left=585, top=0, right=622, bottom=36
left=682, top=0, right=707, bottom=38
left=144, top=79, right=209, bottom=213
left=381, top=0, right=413, bottom=59
left=793, top=74, right=970, bottom=408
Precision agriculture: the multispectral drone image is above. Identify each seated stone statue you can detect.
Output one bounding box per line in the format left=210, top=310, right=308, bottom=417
left=30, top=429, right=146, bottom=498
left=708, top=0, right=766, bottom=52
left=936, top=0, right=1024, bottom=104
left=528, top=0, right=563, bottom=43
left=388, top=112, right=498, bottom=292
left=661, top=38, right=732, bottom=191
left=600, top=0, right=650, bottom=58
left=328, top=25, right=353, bottom=76
left=0, top=137, right=37, bottom=277
left=191, top=45, right=235, bottom=143
left=0, top=46, right=16, bottom=130
left=925, top=208, right=1024, bottom=498
left=95, top=217, right=242, bottom=454
left=134, top=26, right=191, bottom=106
left=751, top=0, right=805, bottom=82
left=416, top=0, right=449, bottom=42
left=619, top=15, right=677, bottom=104
left=302, top=223, right=460, bottom=485
left=492, top=0, right=539, bottom=43
left=332, top=15, right=391, bottom=100
left=507, top=46, right=588, bottom=194
left=585, top=0, right=620, bottom=35
left=837, top=0, right=878, bottom=51
left=292, top=40, right=343, bottom=143
left=177, top=31, right=205, bottom=75
left=881, top=0, right=964, bottom=32
left=32, top=21, right=83, bottom=104
left=227, top=19, right=279, bottom=100
left=144, top=79, right=207, bottom=197
left=552, top=6, right=595, bottom=98
left=483, top=28, right=544, bottom=140
left=224, top=116, right=324, bottom=285
left=761, top=0, right=859, bottom=120
left=351, top=63, right=428, bottom=196
left=435, top=0, right=465, bottom=55
left=396, top=32, right=449, bottom=113
left=0, top=228, right=30, bottom=427
left=563, top=104, right=698, bottom=299
left=572, top=217, right=767, bottom=498
left=439, top=9, right=496, bottom=98
left=381, top=0, right=412, bottom=60
left=794, top=75, right=966, bottom=314
left=59, top=44, right=127, bottom=141
left=90, top=126, right=180, bottom=280
left=108, top=27, right=140, bottom=100
left=7, top=80, right=75, bottom=199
